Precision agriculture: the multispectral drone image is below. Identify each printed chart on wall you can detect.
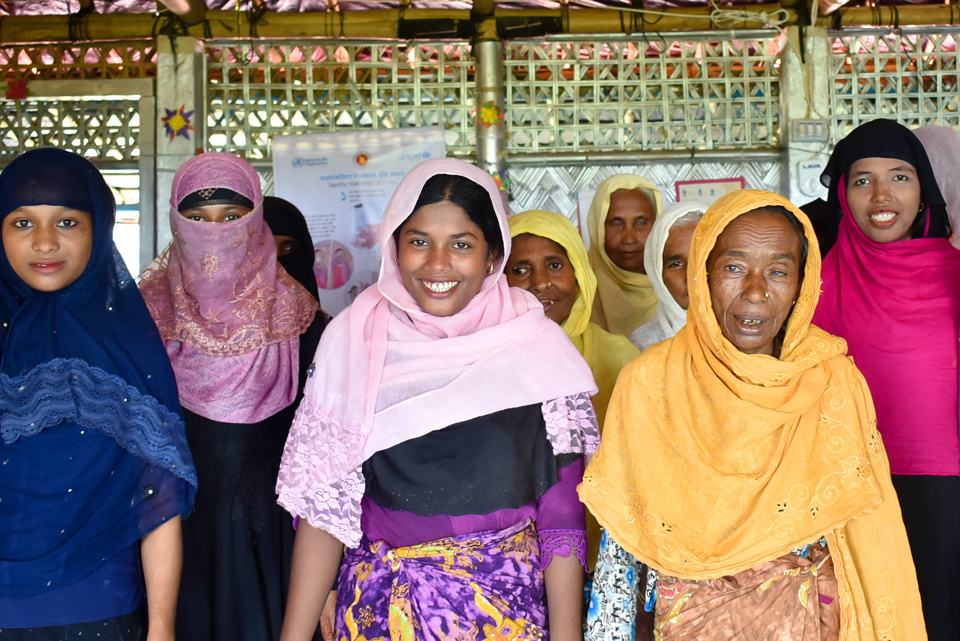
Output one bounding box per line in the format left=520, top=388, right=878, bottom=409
left=272, top=128, right=446, bottom=316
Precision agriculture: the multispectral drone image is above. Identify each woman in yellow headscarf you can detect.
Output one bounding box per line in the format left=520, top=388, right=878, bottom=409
left=506, top=209, right=639, bottom=569
left=586, top=175, right=663, bottom=336
left=580, top=190, right=925, bottom=640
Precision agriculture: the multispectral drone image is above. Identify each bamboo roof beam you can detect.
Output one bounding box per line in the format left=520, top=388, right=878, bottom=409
left=0, top=5, right=958, bottom=44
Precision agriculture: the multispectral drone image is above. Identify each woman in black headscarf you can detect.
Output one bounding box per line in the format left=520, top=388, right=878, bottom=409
left=263, top=196, right=321, bottom=302
left=263, top=195, right=327, bottom=388
left=814, top=118, right=960, bottom=640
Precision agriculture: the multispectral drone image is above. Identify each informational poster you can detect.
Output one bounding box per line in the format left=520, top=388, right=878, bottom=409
left=272, top=128, right=446, bottom=316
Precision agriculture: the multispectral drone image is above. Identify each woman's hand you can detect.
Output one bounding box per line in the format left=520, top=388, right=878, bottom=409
left=544, top=553, right=585, bottom=641
left=279, top=523, right=343, bottom=641
left=141, top=516, right=183, bottom=641
left=320, top=590, right=337, bottom=641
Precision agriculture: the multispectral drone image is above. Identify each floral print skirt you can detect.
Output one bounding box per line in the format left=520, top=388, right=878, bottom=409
left=336, top=519, right=547, bottom=641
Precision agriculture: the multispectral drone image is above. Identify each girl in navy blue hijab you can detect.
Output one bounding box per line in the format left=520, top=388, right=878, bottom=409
left=0, top=148, right=196, bottom=640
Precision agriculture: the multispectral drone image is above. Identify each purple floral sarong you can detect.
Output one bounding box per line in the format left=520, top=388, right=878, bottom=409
left=335, top=519, right=547, bottom=640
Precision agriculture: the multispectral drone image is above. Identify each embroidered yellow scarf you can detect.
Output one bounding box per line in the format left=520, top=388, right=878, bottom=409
left=580, top=190, right=926, bottom=640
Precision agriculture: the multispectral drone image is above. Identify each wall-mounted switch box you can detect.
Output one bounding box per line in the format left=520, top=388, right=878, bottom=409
left=791, top=119, right=830, bottom=143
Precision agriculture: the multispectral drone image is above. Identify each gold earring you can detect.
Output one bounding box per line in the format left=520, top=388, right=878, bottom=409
left=918, top=201, right=925, bottom=213
left=765, top=292, right=770, bottom=298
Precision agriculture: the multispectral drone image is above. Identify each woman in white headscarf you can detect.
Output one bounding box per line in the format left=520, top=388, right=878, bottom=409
left=585, top=201, right=705, bottom=639
left=629, top=201, right=708, bottom=351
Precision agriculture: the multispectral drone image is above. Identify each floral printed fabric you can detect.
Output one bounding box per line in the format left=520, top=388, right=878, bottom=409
left=586, top=529, right=642, bottom=641
left=335, top=520, right=546, bottom=641
left=652, top=545, right=840, bottom=640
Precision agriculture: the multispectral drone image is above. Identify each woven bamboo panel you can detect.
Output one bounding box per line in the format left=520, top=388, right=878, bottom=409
left=829, top=28, right=959, bottom=141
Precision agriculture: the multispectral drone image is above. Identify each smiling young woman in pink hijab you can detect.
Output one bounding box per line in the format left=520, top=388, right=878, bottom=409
left=276, top=158, right=598, bottom=641
left=139, top=152, right=321, bottom=641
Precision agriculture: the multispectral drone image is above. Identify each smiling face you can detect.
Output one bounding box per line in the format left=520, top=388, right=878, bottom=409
left=845, top=157, right=922, bottom=243
left=396, top=201, right=494, bottom=317
left=661, top=222, right=697, bottom=310
left=2, top=205, right=94, bottom=292
left=604, top=188, right=656, bottom=273
left=707, top=209, right=803, bottom=357
left=179, top=203, right=251, bottom=223
left=505, top=233, right=579, bottom=324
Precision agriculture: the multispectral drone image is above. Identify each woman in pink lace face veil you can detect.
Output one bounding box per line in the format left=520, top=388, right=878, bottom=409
left=138, top=151, right=322, bottom=641
left=276, top=158, right=599, bottom=641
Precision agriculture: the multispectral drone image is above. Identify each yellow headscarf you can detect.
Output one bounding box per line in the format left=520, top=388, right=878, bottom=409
left=509, top=210, right=640, bottom=571
left=508, top=209, right=639, bottom=427
left=586, top=174, right=663, bottom=336
left=579, top=190, right=925, bottom=640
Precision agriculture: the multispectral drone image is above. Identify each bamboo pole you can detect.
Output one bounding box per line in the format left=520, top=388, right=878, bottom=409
left=816, top=3, right=960, bottom=28
left=0, top=5, right=956, bottom=45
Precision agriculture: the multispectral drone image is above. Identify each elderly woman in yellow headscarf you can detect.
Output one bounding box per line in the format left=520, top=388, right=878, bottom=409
left=580, top=190, right=925, bottom=640
left=586, top=175, right=663, bottom=336
left=506, top=209, right=639, bottom=569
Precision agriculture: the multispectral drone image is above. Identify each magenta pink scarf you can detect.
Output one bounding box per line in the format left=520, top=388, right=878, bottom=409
left=278, top=158, right=597, bottom=542
left=139, top=152, right=318, bottom=423
left=813, top=178, right=960, bottom=475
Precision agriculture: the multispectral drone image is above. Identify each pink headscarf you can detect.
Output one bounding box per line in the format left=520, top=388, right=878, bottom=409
left=277, top=158, right=597, bottom=545
left=813, top=177, right=960, bottom=475
left=139, top=152, right=318, bottom=423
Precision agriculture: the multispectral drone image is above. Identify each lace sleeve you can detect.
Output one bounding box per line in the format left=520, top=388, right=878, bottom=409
left=539, top=528, right=587, bottom=571
left=541, top=392, right=601, bottom=459
left=276, top=394, right=366, bottom=547
left=585, top=529, right=643, bottom=641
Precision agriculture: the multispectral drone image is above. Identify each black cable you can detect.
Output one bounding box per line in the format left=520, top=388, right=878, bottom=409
left=247, top=4, right=269, bottom=39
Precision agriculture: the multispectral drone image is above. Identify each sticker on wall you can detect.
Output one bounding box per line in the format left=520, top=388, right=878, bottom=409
left=3, top=79, right=28, bottom=100
left=675, top=178, right=745, bottom=205
left=477, top=101, right=504, bottom=128
left=162, top=105, right=197, bottom=141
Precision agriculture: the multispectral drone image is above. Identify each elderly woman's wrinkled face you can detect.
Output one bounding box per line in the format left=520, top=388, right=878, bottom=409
left=707, top=209, right=803, bottom=357
left=661, top=222, right=697, bottom=310
left=846, top=157, right=921, bottom=243
left=604, top=188, right=656, bottom=274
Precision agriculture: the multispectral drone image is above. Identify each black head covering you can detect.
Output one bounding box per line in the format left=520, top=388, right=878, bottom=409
left=263, top=196, right=320, bottom=302
left=820, top=118, right=950, bottom=239
left=177, top=187, right=254, bottom=212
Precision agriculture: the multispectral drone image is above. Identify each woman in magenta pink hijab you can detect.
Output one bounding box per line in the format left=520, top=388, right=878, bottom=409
left=139, top=152, right=321, bottom=641
left=814, top=119, right=960, bottom=640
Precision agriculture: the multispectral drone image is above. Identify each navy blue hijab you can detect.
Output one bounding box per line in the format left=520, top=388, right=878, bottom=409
left=0, top=148, right=196, bottom=598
